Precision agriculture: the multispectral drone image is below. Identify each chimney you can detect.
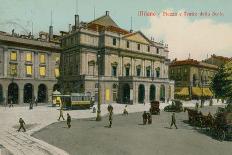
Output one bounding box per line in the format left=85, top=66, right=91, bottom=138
left=75, top=14, right=79, bottom=30
left=106, top=11, right=109, bottom=16
left=49, top=25, right=53, bottom=41
left=69, top=24, right=72, bottom=32
left=130, top=29, right=133, bottom=33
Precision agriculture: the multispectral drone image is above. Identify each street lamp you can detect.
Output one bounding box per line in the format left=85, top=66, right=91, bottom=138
left=96, top=53, right=101, bottom=121
left=200, top=71, right=205, bottom=108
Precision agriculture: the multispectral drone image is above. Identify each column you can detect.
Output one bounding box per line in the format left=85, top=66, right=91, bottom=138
left=130, top=57, right=133, bottom=76
left=3, top=47, right=8, bottom=77
left=121, top=56, right=124, bottom=76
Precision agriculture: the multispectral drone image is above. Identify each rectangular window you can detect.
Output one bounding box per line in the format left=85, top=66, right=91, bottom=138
left=26, top=65, right=32, bottom=76
left=26, top=53, right=32, bottom=62
left=156, top=48, right=159, bottom=54
left=55, top=68, right=60, bottom=77
left=113, top=38, right=116, bottom=46
left=127, top=41, right=130, bottom=48
left=125, top=68, right=130, bottom=76
left=146, top=68, right=151, bottom=77
left=136, top=68, right=141, bottom=76
left=137, top=44, right=140, bottom=50
left=10, top=64, right=17, bottom=76
left=10, top=51, right=17, bottom=61
left=112, top=66, right=117, bottom=76
left=147, top=46, right=150, bottom=52
left=39, top=66, right=46, bottom=76
left=40, top=54, right=45, bottom=64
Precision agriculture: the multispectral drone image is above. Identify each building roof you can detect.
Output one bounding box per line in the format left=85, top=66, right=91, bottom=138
left=88, top=14, right=119, bottom=28
left=0, top=32, right=61, bottom=51
left=211, top=54, right=232, bottom=61
left=170, top=59, right=218, bottom=70
left=122, top=31, right=152, bottom=44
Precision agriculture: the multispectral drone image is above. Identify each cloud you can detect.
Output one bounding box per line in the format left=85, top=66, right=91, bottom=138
left=142, top=9, right=232, bottom=60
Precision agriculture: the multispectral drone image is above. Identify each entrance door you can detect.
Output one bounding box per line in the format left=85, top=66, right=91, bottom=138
left=38, top=84, right=47, bottom=103
left=150, top=85, right=156, bottom=101
left=8, top=83, right=19, bottom=104
left=138, top=84, right=145, bottom=103
left=24, top=83, right=33, bottom=103
left=122, top=84, right=130, bottom=104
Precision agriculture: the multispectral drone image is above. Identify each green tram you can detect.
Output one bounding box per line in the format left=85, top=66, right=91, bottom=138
left=52, top=92, right=93, bottom=109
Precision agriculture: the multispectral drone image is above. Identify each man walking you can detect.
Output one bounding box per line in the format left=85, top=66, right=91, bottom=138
left=109, top=109, right=113, bottom=128
left=58, top=107, right=65, bottom=121
left=142, top=111, right=147, bottom=125
left=17, top=118, right=26, bottom=132
left=123, top=105, right=128, bottom=115
left=170, top=113, right=178, bottom=129
left=67, top=113, right=71, bottom=128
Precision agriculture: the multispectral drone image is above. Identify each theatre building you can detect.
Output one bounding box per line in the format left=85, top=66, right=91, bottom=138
left=0, top=29, right=61, bottom=104
left=59, top=11, right=174, bottom=104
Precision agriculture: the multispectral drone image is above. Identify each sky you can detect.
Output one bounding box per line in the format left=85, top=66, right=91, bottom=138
left=0, top=0, right=231, bottom=60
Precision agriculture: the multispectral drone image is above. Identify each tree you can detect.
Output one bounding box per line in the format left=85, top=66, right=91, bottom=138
left=211, top=61, right=232, bottom=100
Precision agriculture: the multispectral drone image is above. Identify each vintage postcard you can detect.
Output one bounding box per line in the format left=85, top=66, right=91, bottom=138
left=0, top=0, right=231, bottom=155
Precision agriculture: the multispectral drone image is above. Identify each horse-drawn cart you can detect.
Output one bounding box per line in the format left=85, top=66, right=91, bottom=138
left=210, top=112, right=232, bottom=141
left=150, top=101, right=160, bottom=115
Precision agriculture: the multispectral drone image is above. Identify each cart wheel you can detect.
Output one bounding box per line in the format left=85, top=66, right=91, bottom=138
left=218, top=130, right=225, bottom=141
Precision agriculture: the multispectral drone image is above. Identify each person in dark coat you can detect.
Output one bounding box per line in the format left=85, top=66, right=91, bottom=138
left=67, top=113, right=71, bottom=128
left=147, top=112, right=152, bottom=124
left=109, top=109, right=113, bottom=128
left=170, top=113, right=178, bottom=129
left=17, top=118, right=26, bottom=132
left=142, top=111, right=147, bottom=125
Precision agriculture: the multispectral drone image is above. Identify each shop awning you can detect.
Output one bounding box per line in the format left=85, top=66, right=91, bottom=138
left=192, top=87, right=202, bottom=96
left=203, top=88, right=213, bottom=97
left=192, top=87, right=213, bottom=97
left=175, top=87, right=189, bottom=96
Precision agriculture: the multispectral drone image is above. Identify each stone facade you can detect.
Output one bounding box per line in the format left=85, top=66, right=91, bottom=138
left=60, top=12, right=174, bottom=104
left=0, top=31, right=61, bottom=104
left=169, top=59, right=218, bottom=99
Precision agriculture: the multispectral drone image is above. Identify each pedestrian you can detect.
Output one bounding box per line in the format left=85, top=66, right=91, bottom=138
left=109, top=109, right=113, bottom=128
left=142, top=111, right=147, bottom=125
left=67, top=113, right=71, bottom=128
left=9, top=97, right=13, bottom=108
left=17, top=118, right=26, bottom=132
left=58, top=107, right=65, bottom=121
left=107, top=104, right=113, bottom=112
left=93, top=106, right=96, bottom=113
left=170, top=113, right=178, bottom=129
left=195, top=102, right=199, bottom=110
left=35, top=96, right=38, bottom=106
left=147, top=112, right=152, bottom=124
left=29, top=99, right=33, bottom=110
left=123, top=105, right=128, bottom=115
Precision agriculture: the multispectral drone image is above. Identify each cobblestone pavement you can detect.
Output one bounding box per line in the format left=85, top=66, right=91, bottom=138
left=0, top=100, right=225, bottom=155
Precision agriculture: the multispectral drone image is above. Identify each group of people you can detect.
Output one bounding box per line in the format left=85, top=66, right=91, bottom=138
left=58, top=107, right=72, bottom=128
left=17, top=106, right=72, bottom=132
left=17, top=103, right=178, bottom=132
left=142, top=111, right=152, bottom=125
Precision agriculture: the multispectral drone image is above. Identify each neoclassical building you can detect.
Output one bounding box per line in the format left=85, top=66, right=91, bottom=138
left=60, top=11, right=174, bottom=104
left=0, top=29, right=61, bottom=104
left=169, top=59, right=218, bottom=99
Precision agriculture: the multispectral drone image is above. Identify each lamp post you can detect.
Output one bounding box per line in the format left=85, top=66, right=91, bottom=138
left=200, top=71, right=205, bottom=108
left=96, top=53, right=101, bottom=121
